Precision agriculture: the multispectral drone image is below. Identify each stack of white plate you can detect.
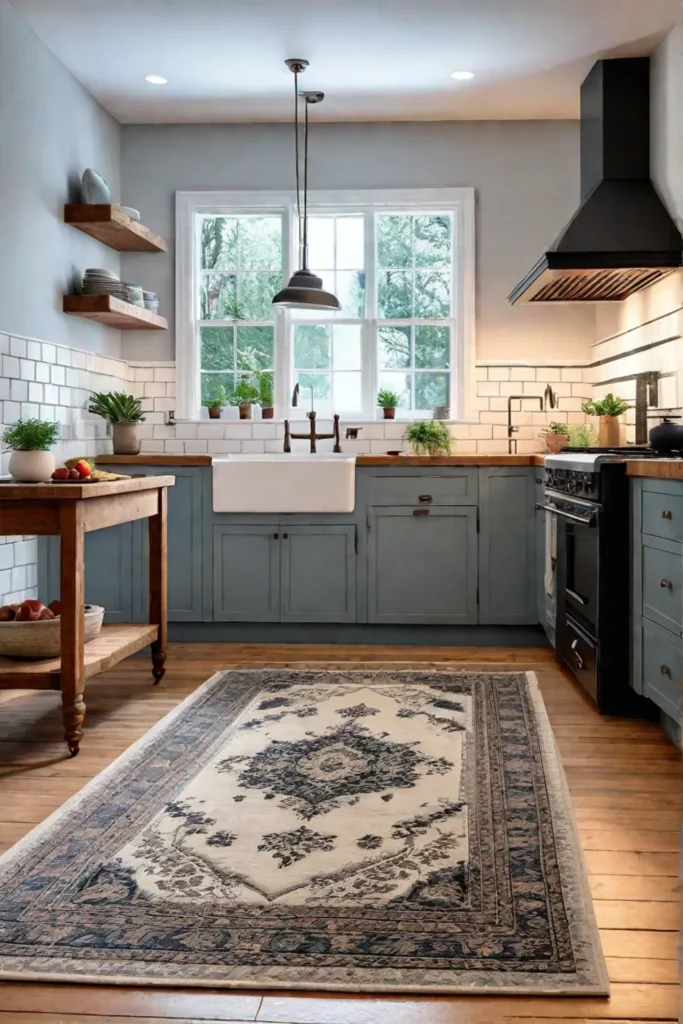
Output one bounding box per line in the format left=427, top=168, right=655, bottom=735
left=82, top=270, right=145, bottom=307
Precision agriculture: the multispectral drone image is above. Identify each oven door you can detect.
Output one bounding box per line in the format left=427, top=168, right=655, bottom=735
left=540, top=489, right=599, bottom=636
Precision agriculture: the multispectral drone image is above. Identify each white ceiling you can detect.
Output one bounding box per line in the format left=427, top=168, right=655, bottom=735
left=10, top=0, right=681, bottom=123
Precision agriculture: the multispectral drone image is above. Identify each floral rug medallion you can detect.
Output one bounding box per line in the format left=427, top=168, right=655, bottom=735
left=0, top=670, right=609, bottom=995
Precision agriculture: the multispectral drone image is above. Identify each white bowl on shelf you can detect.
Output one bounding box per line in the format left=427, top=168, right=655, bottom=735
left=0, top=605, right=105, bottom=659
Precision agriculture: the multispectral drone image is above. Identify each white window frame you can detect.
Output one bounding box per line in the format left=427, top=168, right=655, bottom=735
left=176, top=188, right=475, bottom=421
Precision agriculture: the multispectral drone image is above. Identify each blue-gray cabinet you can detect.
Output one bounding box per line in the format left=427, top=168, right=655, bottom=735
left=213, top=522, right=357, bottom=623
left=366, top=505, right=478, bottom=624
left=632, top=477, right=682, bottom=722
left=281, top=525, right=356, bottom=623
left=41, top=522, right=134, bottom=623
left=478, top=466, right=536, bottom=625
left=213, top=525, right=280, bottom=622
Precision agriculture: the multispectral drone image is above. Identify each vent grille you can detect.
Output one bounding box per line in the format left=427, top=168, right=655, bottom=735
left=530, top=267, right=672, bottom=302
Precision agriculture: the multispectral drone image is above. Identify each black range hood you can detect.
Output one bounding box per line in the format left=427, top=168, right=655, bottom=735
left=509, top=58, right=682, bottom=304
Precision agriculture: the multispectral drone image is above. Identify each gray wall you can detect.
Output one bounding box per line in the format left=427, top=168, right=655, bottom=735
left=120, top=120, right=596, bottom=363
left=0, top=0, right=121, bottom=354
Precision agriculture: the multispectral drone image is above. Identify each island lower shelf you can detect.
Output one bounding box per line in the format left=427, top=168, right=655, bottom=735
left=0, top=623, right=158, bottom=689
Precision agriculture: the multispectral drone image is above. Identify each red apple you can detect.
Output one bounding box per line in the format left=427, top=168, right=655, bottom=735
left=51, top=467, right=69, bottom=481
left=16, top=600, right=45, bottom=621
left=75, top=460, right=92, bottom=479
left=0, top=605, right=16, bottom=621
left=48, top=600, right=61, bottom=616
left=68, top=469, right=80, bottom=479
left=38, top=607, right=55, bottom=620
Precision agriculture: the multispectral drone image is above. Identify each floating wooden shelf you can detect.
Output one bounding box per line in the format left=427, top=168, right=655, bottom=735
left=0, top=623, right=158, bottom=689
left=63, top=294, right=168, bottom=330
left=64, top=204, right=167, bottom=252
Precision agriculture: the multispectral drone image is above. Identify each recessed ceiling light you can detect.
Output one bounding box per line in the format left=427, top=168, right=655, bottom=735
left=451, top=71, right=474, bottom=81
left=145, top=74, right=168, bottom=85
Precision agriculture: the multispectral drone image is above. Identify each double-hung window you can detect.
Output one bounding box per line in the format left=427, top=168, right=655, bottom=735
left=176, top=189, right=474, bottom=420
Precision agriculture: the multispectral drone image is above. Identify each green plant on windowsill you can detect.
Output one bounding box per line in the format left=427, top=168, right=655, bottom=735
left=377, top=388, right=401, bottom=420
left=229, top=377, right=260, bottom=421
left=256, top=372, right=275, bottom=419
left=403, top=420, right=452, bottom=457
left=203, top=383, right=227, bottom=419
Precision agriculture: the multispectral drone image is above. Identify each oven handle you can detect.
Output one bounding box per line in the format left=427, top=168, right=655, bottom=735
left=535, top=503, right=596, bottom=526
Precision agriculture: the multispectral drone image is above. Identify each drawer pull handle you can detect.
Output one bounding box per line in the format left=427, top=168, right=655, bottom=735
left=282, top=532, right=289, bottom=540
left=661, top=664, right=672, bottom=678
left=661, top=510, right=673, bottom=520
left=273, top=532, right=279, bottom=540
left=418, top=494, right=433, bottom=503
left=413, top=508, right=430, bottom=517
left=660, top=579, right=673, bottom=589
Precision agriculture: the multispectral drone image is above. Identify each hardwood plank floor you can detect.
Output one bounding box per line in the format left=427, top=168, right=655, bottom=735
left=0, top=643, right=679, bottom=1023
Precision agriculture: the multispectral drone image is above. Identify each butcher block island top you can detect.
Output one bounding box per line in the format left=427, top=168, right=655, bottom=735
left=0, top=475, right=174, bottom=755
left=626, top=459, right=683, bottom=479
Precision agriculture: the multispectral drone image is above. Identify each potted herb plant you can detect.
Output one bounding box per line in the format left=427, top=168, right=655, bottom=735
left=539, top=421, right=570, bottom=454
left=229, top=377, right=260, bottom=420
left=3, top=419, right=60, bottom=482
left=567, top=423, right=599, bottom=448
left=257, top=372, right=275, bottom=419
left=88, top=391, right=145, bottom=455
left=403, top=420, right=452, bottom=457
left=204, top=383, right=227, bottom=419
left=377, top=388, right=400, bottom=420
left=581, top=394, right=629, bottom=446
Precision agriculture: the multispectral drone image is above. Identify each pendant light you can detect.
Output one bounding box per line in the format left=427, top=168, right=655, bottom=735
left=272, top=59, right=341, bottom=311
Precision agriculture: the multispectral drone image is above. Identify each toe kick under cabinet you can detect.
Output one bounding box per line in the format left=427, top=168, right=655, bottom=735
left=40, top=461, right=539, bottom=629
left=632, top=478, right=683, bottom=721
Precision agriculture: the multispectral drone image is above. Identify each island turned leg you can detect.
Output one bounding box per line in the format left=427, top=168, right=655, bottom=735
left=149, top=486, right=168, bottom=684
left=59, top=503, right=86, bottom=756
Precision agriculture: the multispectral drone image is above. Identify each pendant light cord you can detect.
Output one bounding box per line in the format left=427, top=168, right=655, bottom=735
left=293, top=69, right=302, bottom=257
left=303, top=97, right=310, bottom=270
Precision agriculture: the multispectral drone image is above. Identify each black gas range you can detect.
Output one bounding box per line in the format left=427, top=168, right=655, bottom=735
left=543, top=448, right=670, bottom=715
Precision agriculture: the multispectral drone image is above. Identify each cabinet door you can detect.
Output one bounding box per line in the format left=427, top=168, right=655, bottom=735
left=42, top=528, right=133, bottom=623
left=479, top=467, right=537, bottom=624
left=642, top=620, right=682, bottom=721
left=281, top=525, right=356, bottom=623
left=535, top=478, right=546, bottom=625
left=367, top=506, right=477, bottom=624
left=133, top=467, right=206, bottom=621
left=213, top=525, right=279, bottom=621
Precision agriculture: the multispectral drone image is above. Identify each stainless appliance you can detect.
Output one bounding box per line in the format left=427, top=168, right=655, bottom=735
left=542, top=449, right=666, bottom=714
left=509, top=59, right=682, bottom=305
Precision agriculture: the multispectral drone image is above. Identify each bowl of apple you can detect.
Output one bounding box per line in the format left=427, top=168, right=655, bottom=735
left=0, top=600, right=105, bottom=658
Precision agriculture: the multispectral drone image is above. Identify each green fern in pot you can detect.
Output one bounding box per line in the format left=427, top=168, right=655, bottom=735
left=403, top=420, right=452, bottom=457
left=89, top=391, right=145, bottom=456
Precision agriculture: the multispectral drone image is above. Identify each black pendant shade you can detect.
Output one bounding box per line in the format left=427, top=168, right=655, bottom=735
left=272, top=269, right=341, bottom=311
left=273, top=59, right=340, bottom=312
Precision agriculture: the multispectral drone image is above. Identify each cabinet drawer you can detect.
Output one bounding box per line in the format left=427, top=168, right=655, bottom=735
left=642, top=489, right=683, bottom=543
left=642, top=538, right=683, bottom=635
left=367, top=469, right=477, bottom=506
left=642, top=621, right=682, bottom=721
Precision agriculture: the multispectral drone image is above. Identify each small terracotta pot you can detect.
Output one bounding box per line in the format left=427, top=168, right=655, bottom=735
left=208, top=406, right=222, bottom=419
left=239, top=403, right=253, bottom=420
left=382, top=407, right=396, bottom=420
left=542, top=433, right=569, bottom=454
left=112, top=422, right=141, bottom=456
left=261, top=407, right=274, bottom=420
left=598, top=415, right=624, bottom=447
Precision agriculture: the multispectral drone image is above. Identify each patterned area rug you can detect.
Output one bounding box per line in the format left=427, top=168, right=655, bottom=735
left=0, top=670, right=609, bottom=995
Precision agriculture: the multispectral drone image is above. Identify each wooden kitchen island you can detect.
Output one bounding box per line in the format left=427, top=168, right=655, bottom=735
left=0, top=475, right=174, bottom=755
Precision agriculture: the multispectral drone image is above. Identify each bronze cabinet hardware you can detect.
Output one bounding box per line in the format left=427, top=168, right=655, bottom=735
left=273, top=532, right=279, bottom=539
left=412, top=508, right=430, bottom=516
left=418, top=494, right=433, bottom=503
left=661, top=510, right=673, bottom=519
left=661, top=664, right=672, bottom=678
left=282, top=532, right=289, bottom=539
left=660, top=579, right=673, bottom=589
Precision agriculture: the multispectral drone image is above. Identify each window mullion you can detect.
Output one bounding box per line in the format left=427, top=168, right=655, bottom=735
left=363, top=210, right=377, bottom=419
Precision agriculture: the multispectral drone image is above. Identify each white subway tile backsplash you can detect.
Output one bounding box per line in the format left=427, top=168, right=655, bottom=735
left=207, top=440, right=242, bottom=453
left=487, top=367, right=510, bottom=381
left=3, top=356, right=19, bottom=379
left=510, top=367, right=536, bottom=382
left=35, top=362, right=50, bottom=384
left=174, top=424, right=198, bottom=440
left=51, top=365, right=65, bottom=386
left=223, top=423, right=253, bottom=440
left=10, top=337, right=27, bottom=358
left=252, top=423, right=277, bottom=439
left=184, top=440, right=210, bottom=454
left=154, top=367, right=175, bottom=382
left=240, top=440, right=266, bottom=453
left=0, top=335, right=9, bottom=355
left=28, top=382, right=42, bottom=404
left=10, top=379, right=27, bottom=403
left=561, top=367, right=583, bottom=383
left=21, top=403, right=40, bottom=420
left=41, top=343, right=56, bottom=364
left=56, top=347, right=71, bottom=367
left=144, top=382, right=166, bottom=399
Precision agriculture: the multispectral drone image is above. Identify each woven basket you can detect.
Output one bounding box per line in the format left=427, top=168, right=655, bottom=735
left=0, top=605, right=105, bottom=659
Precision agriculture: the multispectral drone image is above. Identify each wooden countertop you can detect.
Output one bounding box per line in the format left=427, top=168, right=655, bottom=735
left=96, top=454, right=212, bottom=466
left=97, top=453, right=546, bottom=468
left=0, top=475, right=175, bottom=500
left=357, top=454, right=546, bottom=466
left=626, top=460, right=683, bottom=480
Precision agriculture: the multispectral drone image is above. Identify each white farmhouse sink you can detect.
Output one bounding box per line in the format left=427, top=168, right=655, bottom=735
left=212, top=454, right=356, bottom=513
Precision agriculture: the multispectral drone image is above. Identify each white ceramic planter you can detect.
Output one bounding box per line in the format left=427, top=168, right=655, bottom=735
left=9, top=450, right=55, bottom=483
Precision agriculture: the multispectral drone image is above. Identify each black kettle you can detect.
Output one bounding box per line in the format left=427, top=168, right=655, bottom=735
left=649, top=413, right=683, bottom=453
